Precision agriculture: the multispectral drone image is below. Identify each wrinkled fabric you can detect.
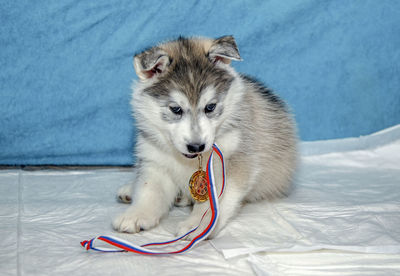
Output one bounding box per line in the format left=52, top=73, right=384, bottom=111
left=0, top=125, right=399, bottom=275
left=1, top=1, right=400, bottom=165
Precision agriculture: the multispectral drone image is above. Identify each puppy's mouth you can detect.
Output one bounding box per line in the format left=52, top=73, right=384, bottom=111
left=183, top=153, right=198, bottom=159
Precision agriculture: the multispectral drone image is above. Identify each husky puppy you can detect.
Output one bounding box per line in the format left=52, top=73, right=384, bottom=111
left=113, top=36, right=297, bottom=239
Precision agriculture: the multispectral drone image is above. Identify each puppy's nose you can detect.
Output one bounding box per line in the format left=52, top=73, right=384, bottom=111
left=187, top=143, right=205, bottom=153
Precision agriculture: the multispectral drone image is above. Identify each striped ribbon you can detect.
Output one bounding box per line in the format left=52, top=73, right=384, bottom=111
left=80, top=144, right=225, bottom=255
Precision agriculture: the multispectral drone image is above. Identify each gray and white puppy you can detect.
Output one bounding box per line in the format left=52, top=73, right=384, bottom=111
left=113, top=36, right=297, bottom=239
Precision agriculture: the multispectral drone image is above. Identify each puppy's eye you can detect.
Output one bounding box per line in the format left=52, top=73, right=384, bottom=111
left=169, top=106, right=183, bottom=115
left=205, top=103, right=216, bottom=113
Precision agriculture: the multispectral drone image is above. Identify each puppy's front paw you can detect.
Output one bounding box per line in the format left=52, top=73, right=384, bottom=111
left=176, top=219, right=198, bottom=239
left=113, top=209, right=160, bottom=233
left=174, top=192, right=193, bottom=207
left=116, top=183, right=133, bottom=203
left=176, top=212, right=212, bottom=240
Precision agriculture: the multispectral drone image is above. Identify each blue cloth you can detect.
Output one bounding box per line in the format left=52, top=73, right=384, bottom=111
left=1, top=1, right=399, bottom=165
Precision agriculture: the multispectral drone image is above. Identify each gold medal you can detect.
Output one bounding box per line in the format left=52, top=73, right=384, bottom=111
left=189, top=154, right=209, bottom=202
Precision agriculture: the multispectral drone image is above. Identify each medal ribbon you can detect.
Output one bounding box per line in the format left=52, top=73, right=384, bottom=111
left=80, top=144, right=225, bottom=255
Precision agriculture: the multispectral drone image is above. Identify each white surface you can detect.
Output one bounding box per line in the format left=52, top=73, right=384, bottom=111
left=1, top=125, right=400, bottom=275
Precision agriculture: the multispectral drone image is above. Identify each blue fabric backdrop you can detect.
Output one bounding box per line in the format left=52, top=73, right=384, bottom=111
left=1, top=1, right=399, bottom=165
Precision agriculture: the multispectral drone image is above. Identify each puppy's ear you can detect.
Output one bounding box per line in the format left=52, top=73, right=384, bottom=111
left=208, top=35, right=242, bottom=64
left=133, top=47, right=170, bottom=80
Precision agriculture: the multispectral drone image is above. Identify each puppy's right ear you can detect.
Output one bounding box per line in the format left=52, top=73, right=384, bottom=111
left=133, top=48, right=170, bottom=80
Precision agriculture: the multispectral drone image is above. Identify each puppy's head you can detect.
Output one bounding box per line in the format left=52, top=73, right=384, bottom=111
left=132, top=36, right=241, bottom=158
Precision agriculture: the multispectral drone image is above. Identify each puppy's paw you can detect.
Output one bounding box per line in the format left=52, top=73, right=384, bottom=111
left=116, top=183, right=133, bottom=203
left=113, top=209, right=160, bottom=233
left=176, top=219, right=198, bottom=239
left=176, top=212, right=212, bottom=240
left=174, top=192, right=193, bottom=207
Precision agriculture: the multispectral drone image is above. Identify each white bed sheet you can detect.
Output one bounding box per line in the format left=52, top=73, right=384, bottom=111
left=1, top=125, right=399, bottom=275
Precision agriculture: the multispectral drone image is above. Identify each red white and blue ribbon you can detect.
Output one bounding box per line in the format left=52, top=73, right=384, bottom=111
left=81, top=143, right=225, bottom=255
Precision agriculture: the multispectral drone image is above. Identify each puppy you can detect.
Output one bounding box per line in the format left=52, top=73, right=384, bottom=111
left=113, top=36, right=297, bottom=239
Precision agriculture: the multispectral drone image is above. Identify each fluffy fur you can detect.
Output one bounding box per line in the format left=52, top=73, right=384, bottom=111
left=113, top=36, right=297, bottom=239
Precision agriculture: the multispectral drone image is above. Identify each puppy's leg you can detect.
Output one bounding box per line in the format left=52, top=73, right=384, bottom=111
left=177, top=180, right=245, bottom=240
left=207, top=184, right=244, bottom=239
left=176, top=201, right=209, bottom=237
left=113, top=167, right=176, bottom=233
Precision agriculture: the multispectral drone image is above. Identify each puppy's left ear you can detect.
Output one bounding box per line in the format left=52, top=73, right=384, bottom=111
left=208, top=35, right=242, bottom=64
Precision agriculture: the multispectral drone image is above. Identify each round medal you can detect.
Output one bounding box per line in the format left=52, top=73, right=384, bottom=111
left=188, top=170, right=209, bottom=202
